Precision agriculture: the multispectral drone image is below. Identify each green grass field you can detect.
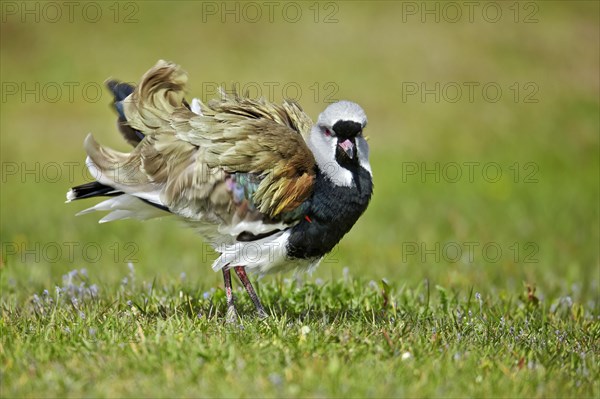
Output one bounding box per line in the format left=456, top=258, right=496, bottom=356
left=1, top=2, right=598, bottom=397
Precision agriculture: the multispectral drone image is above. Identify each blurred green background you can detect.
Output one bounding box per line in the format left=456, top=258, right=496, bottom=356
left=1, top=1, right=598, bottom=303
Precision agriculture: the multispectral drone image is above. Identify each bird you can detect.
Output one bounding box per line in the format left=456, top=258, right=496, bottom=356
left=66, top=60, right=373, bottom=320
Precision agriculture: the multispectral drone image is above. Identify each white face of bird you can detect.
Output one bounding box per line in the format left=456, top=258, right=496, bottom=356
left=309, top=101, right=371, bottom=187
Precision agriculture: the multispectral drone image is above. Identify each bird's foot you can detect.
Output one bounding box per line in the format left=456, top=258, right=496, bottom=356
left=256, top=305, right=268, bottom=320
left=225, top=304, right=239, bottom=324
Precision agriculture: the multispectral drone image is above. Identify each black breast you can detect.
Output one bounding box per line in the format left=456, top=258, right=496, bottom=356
left=287, top=166, right=373, bottom=259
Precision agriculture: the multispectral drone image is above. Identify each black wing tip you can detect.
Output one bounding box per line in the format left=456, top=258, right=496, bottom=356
left=104, top=79, right=145, bottom=146
left=67, top=181, right=121, bottom=201
left=66, top=182, right=172, bottom=214
left=105, top=79, right=135, bottom=102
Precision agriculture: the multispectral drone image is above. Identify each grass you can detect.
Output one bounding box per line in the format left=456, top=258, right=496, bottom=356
left=2, top=265, right=598, bottom=397
left=1, top=1, right=599, bottom=398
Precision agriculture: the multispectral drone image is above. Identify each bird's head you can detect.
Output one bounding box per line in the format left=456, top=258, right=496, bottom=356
left=309, top=101, right=370, bottom=186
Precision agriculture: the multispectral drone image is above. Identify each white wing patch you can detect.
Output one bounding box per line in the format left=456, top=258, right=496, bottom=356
left=211, top=231, right=323, bottom=276
left=190, top=98, right=203, bottom=116
left=86, top=156, right=165, bottom=206
left=217, top=219, right=289, bottom=237
left=78, top=157, right=169, bottom=223
left=212, top=231, right=289, bottom=273
left=76, top=194, right=168, bottom=223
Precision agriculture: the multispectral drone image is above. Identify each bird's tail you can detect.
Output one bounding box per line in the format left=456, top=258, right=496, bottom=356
left=119, top=59, right=189, bottom=137
left=67, top=60, right=189, bottom=209
left=105, top=79, right=143, bottom=147
left=105, top=60, right=189, bottom=146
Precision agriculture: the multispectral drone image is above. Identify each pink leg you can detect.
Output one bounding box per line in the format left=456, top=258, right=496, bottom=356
left=222, top=268, right=237, bottom=322
left=234, top=266, right=267, bottom=318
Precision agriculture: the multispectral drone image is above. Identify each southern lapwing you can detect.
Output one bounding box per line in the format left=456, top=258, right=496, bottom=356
left=67, top=60, right=373, bottom=319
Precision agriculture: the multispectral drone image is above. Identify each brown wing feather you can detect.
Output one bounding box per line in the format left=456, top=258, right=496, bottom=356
left=87, top=60, right=316, bottom=225
left=173, top=105, right=316, bottom=218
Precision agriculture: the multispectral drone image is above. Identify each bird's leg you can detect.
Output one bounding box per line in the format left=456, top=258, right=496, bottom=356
left=233, top=266, right=268, bottom=319
left=222, top=268, right=238, bottom=323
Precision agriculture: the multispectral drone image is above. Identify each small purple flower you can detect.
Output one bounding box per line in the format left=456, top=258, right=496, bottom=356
left=268, top=373, right=283, bottom=386
left=342, top=267, right=350, bottom=281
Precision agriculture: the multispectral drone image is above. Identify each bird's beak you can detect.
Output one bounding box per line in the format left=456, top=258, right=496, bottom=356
left=338, top=138, right=356, bottom=160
